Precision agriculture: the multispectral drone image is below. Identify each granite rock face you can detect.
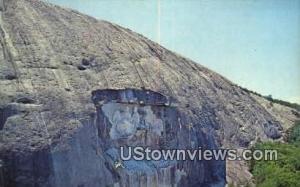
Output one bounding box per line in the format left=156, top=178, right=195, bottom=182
left=0, top=0, right=299, bottom=186
left=91, top=88, right=224, bottom=187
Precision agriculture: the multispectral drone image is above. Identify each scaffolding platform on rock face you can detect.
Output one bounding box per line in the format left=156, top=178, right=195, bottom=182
left=92, top=88, right=176, bottom=107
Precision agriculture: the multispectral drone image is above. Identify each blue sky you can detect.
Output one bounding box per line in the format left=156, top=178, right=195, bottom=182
left=47, top=0, right=300, bottom=103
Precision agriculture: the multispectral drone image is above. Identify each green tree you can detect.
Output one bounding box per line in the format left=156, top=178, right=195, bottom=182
left=250, top=121, right=300, bottom=187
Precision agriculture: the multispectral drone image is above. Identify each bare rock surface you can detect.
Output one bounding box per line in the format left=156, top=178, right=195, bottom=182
left=251, top=94, right=300, bottom=132
left=0, top=0, right=298, bottom=186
